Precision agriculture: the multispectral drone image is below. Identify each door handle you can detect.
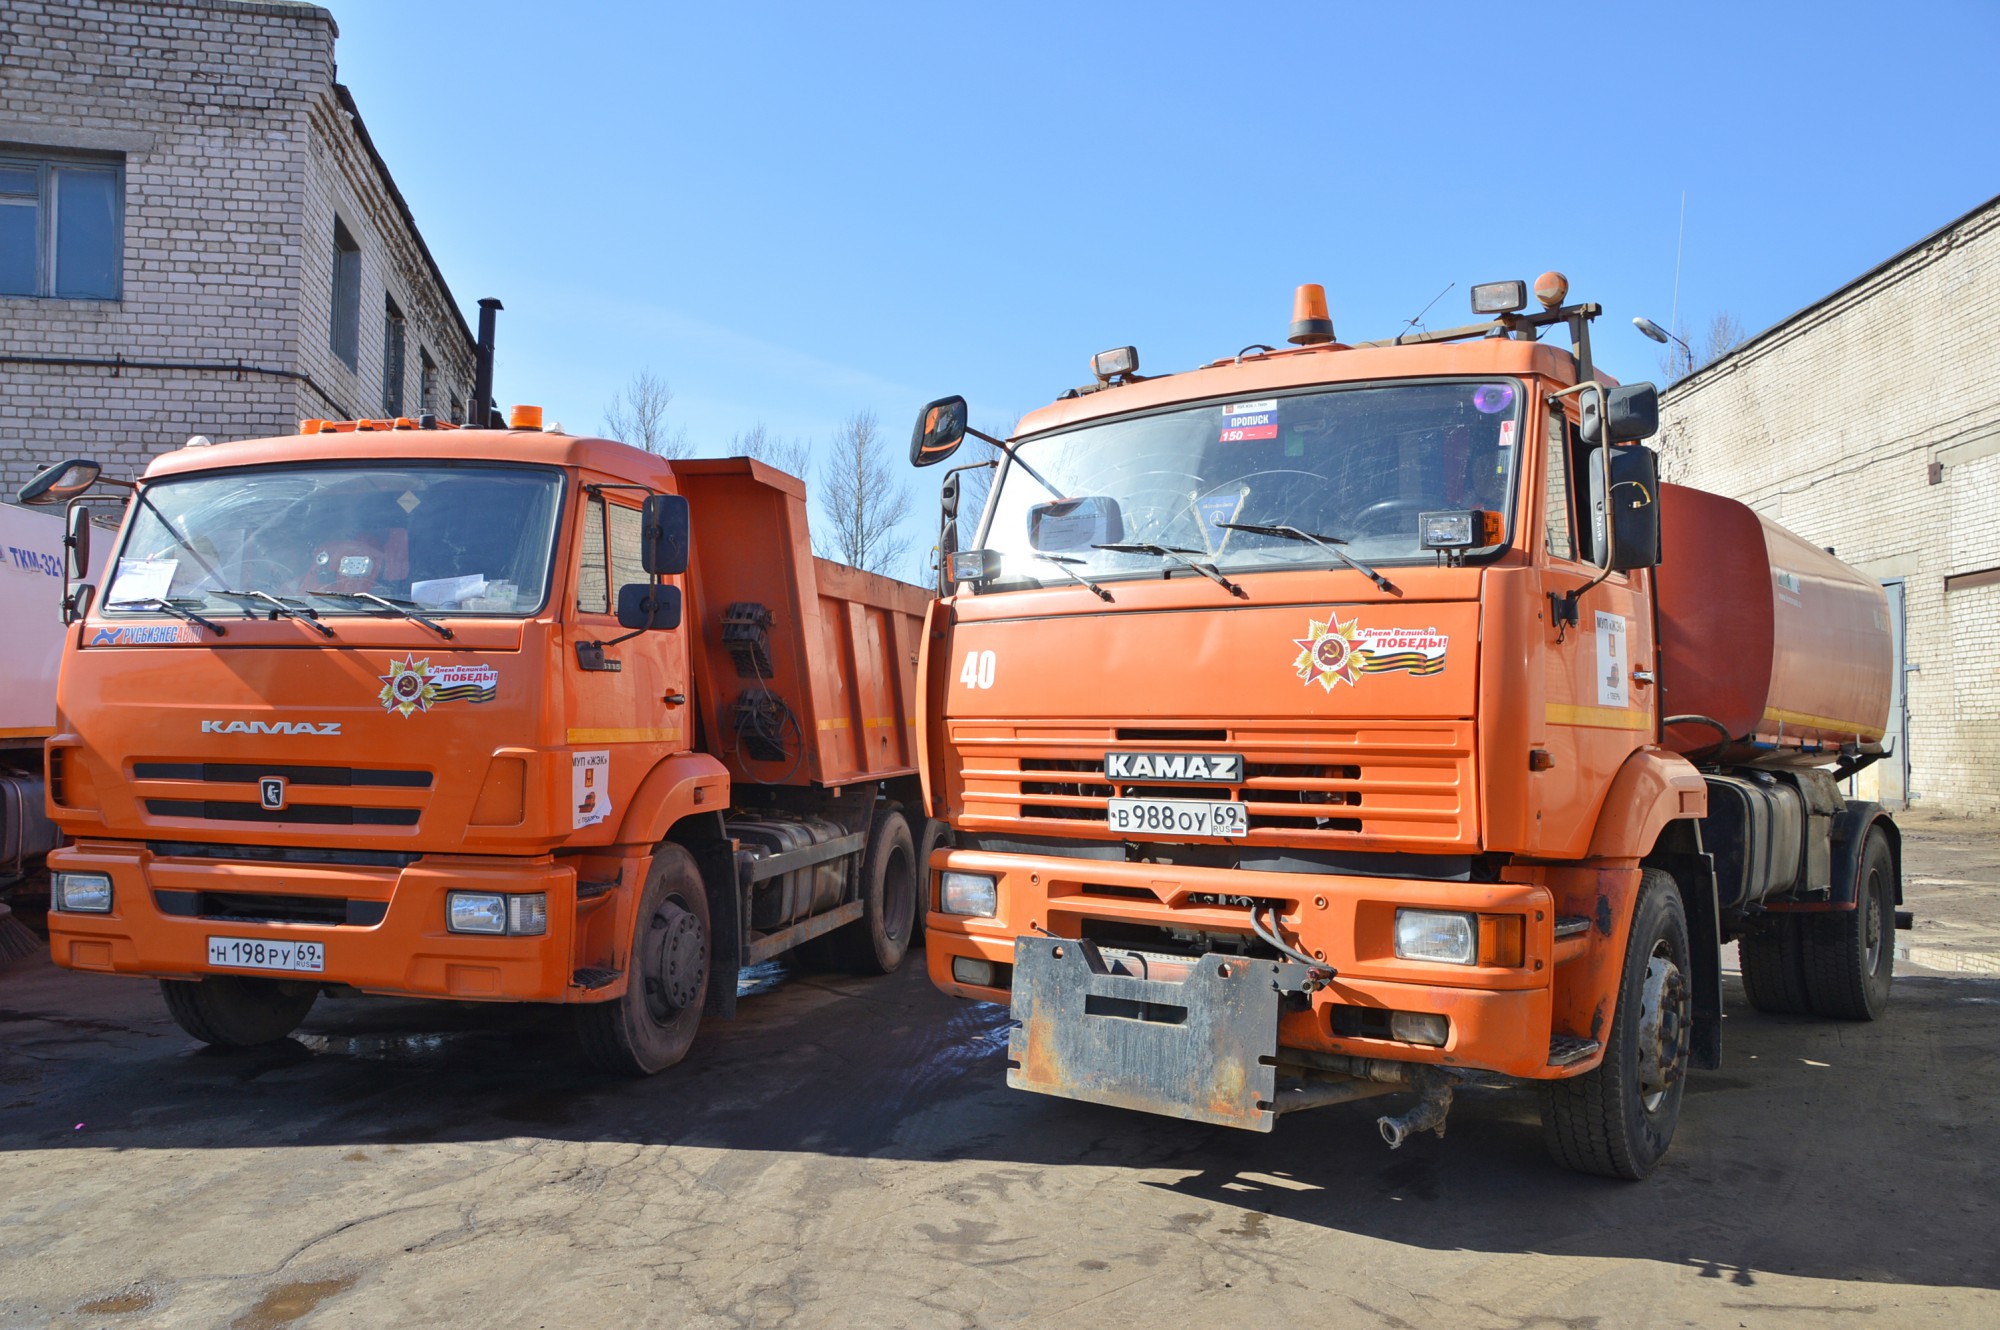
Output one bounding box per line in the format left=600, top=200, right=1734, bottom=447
left=1631, top=669, right=1655, bottom=688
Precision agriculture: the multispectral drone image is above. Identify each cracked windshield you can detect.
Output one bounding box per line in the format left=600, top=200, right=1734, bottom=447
left=103, top=464, right=564, bottom=618
left=978, top=380, right=1522, bottom=589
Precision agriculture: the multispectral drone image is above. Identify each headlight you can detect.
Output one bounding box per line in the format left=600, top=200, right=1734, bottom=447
left=1394, top=909, right=1477, bottom=965
left=53, top=872, right=113, bottom=913
left=940, top=871, right=998, bottom=917
left=447, top=892, right=507, bottom=934
left=951, top=957, right=995, bottom=986
left=448, top=891, right=548, bottom=936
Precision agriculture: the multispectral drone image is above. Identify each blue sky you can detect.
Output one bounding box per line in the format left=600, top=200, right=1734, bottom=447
left=332, top=1, right=1999, bottom=575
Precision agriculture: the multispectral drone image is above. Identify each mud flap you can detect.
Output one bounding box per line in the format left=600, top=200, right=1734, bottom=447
left=1007, top=936, right=1317, bottom=1132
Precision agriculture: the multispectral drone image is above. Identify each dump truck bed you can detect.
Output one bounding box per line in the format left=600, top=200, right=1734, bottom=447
left=673, top=457, right=929, bottom=788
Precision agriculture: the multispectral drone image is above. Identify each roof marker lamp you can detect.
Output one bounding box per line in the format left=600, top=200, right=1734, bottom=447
left=1471, top=280, right=1527, bottom=314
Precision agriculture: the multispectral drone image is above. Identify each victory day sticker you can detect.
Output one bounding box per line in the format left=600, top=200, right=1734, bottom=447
left=378, top=655, right=499, bottom=717
left=1220, top=399, right=1280, bottom=443
left=1294, top=613, right=1449, bottom=691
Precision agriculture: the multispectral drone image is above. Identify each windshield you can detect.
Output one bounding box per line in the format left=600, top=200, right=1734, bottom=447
left=976, top=380, right=1522, bottom=589
left=104, top=463, right=564, bottom=617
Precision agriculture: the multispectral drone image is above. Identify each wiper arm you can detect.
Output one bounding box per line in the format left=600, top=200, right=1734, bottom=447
left=117, top=597, right=228, bottom=636
left=1033, top=554, right=1114, bottom=602
left=1213, top=522, right=1402, bottom=597
left=309, top=591, right=455, bottom=639
left=1093, top=542, right=1246, bottom=598
left=210, top=589, right=337, bottom=639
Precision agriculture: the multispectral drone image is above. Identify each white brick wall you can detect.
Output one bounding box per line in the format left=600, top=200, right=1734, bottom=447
left=1659, top=196, right=2000, bottom=813
left=0, top=0, right=476, bottom=495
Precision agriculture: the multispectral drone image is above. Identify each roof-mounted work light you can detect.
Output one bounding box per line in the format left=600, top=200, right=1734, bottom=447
left=1471, top=280, right=1527, bottom=314
left=1091, top=346, right=1139, bottom=382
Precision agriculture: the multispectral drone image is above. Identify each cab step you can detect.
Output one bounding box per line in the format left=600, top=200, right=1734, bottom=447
left=572, top=967, right=620, bottom=990
left=1548, top=1034, right=1601, bottom=1067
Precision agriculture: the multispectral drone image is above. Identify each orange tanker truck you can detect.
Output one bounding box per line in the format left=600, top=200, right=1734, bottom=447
left=17, top=415, right=931, bottom=1073
left=907, top=275, right=1902, bottom=1177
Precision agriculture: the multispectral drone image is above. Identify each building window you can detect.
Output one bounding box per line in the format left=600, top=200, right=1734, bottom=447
left=382, top=295, right=407, bottom=416
left=330, top=218, right=361, bottom=371
left=0, top=153, right=123, bottom=300
left=576, top=495, right=647, bottom=614
left=419, top=348, right=437, bottom=412
left=449, top=393, right=464, bottom=424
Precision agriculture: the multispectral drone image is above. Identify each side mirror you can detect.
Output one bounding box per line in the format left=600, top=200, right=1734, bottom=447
left=65, top=505, right=92, bottom=581
left=640, top=493, right=690, bottom=576
left=616, top=582, right=682, bottom=631
left=1028, top=496, right=1124, bottom=552
left=940, top=470, right=961, bottom=522
left=18, top=458, right=104, bottom=505
left=1578, top=383, right=1661, bottom=445
left=1589, top=446, right=1661, bottom=572
left=64, top=582, right=96, bottom=626
left=911, top=395, right=968, bottom=467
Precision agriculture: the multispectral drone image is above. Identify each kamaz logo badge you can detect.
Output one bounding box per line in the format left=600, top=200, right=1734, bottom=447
left=1104, top=751, right=1244, bottom=783
left=200, top=720, right=342, bottom=736
left=259, top=776, right=288, bottom=811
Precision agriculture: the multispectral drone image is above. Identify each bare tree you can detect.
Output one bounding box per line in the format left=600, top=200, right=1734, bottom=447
left=731, top=421, right=814, bottom=478
left=817, top=409, right=911, bottom=574
left=602, top=369, right=691, bottom=457
left=1656, top=311, right=1751, bottom=383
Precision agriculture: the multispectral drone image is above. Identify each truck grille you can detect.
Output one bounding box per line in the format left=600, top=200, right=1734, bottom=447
left=132, top=761, right=431, bottom=830
left=951, top=720, right=1475, bottom=849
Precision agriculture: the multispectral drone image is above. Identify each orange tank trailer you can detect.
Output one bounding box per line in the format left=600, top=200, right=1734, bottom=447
left=18, top=429, right=933, bottom=1075
left=907, top=277, right=1903, bottom=1177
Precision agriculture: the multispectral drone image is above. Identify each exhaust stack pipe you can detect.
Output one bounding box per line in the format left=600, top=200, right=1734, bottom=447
left=470, top=297, right=502, bottom=428
left=1376, top=1067, right=1456, bottom=1149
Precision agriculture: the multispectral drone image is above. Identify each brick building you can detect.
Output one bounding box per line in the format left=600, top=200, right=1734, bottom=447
left=1, top=0, right=475, bottom=497
left=1658, top=193, right=2000, bottom=813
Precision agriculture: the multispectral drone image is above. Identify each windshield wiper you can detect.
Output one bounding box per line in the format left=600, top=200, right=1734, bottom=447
left=209, top=589, right=337, bottom=639
left=308, top=591, right=455, bottom=639
left=112, top=597, right=229, bottom=636
left=1034, top=554, right=1114, bottom=602
left=1094, top=542, right=1247, bottom=598
left=1213, top=522, right=1402, bottom=597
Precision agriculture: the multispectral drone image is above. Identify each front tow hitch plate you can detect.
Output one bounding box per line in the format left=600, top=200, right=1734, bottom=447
left=1007, top=937, right=1317, bottom=1131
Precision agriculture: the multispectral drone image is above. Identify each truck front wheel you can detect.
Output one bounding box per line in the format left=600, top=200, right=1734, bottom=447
left=159, top=975, right=317, bottom=1047
left=1540, top=869, right=1692, bottom=1179
left=577, top=842, right=710, bottom=1075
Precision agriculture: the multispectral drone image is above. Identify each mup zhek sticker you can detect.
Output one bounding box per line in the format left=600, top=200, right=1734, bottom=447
left=1293, top=613, right=1449, bottom=692
left=378, top=655, right=499, bottom=717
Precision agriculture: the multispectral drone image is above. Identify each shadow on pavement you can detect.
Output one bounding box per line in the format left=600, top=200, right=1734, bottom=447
left=4, top=954, right=1997, bottom=1292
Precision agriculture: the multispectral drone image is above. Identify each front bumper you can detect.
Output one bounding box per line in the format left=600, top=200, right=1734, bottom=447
left=46, top=841, right=587, bottom=1002
left=925, top=848, right=1565, bottom=1082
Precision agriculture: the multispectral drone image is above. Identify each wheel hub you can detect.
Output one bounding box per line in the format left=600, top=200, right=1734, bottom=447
left=1635, top=953, right=1689, bottom=1108
left=644, top=902, right=707, bottom=1020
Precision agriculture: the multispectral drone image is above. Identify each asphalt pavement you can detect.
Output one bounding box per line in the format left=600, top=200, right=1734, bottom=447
left=3, top=815, right=1997, bottom=1328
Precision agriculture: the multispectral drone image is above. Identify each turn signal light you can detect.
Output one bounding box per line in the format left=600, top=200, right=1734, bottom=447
left=509, top=404, right=543, bottom=431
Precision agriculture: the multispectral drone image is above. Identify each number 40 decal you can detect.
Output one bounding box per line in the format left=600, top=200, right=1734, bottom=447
left=959, top=649, right=996, bottom=689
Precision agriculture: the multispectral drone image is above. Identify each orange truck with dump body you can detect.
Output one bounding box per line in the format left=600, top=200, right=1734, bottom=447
left=18, top=418, right=932, bottom=1073
left=907, top=276, right=1904, bottom=1177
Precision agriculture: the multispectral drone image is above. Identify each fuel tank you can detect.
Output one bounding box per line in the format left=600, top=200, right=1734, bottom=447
left=1655, top=483, right=1891, bottom=766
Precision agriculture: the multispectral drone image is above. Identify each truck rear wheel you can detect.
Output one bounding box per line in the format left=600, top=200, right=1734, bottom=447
left=827, top=809, right=916, bottom=975
left=1738, top=916, right=1813, bottom=1015
left=159, top=975, right=317, bottom=1047
left=1801, top=830, right=1896, bottom=1020
left=1540, top=869, right=1692, bottom=1180
left=577, top=842, right=710, bottom=1075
